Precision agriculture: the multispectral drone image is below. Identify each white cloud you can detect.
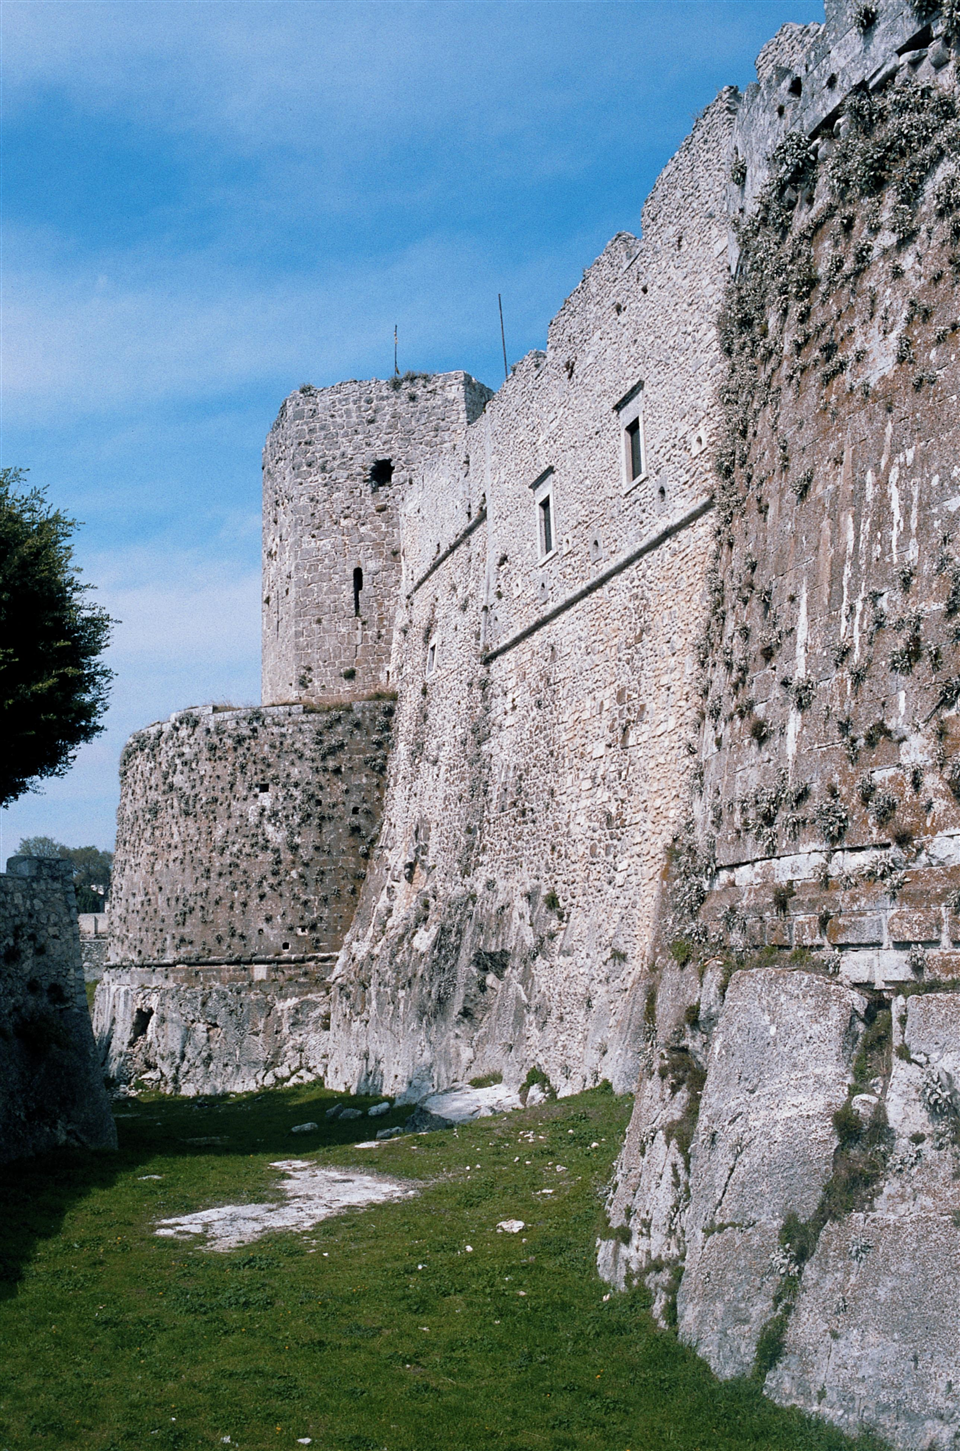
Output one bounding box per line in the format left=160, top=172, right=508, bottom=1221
left=5, top=222, right=585, bottom=421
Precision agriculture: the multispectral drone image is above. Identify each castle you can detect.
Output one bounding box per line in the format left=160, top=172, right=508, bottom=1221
left=94, top=1, right=960, bottom=1442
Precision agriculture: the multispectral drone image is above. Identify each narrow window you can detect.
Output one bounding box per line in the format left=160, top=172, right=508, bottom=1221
left=539, top=493, right=554, bottom=557
left=353, top=566, right=363, bottom=616
left=614, top=380, right=647, bottom=493
left=626, top=418, right=644, bottom=481
left=529, top=466, right=556, bottom=561
left=426, top=641, right=437, bottom=677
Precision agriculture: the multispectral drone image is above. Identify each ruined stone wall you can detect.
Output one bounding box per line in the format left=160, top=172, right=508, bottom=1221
left=325, top=91, right=738, bottom=1100
left=602, top=4, right=960, bottom=1445
left=262, top=373, right=491, bottom=706
left=0, top=857, right=116, bottom=1163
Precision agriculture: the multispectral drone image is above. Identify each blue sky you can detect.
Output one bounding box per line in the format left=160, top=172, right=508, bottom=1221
left=0, top=0, right=821, bottom=855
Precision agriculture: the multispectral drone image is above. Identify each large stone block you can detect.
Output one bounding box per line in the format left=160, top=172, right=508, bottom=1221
left=676, top=968, right=865, bottom=1378
left=766, top=990, right=960, bottom=1449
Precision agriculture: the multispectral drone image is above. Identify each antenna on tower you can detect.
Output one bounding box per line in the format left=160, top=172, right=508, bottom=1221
left=394, top=325, right=399, bottom=377
left=498, top=295, right=509, bottom=383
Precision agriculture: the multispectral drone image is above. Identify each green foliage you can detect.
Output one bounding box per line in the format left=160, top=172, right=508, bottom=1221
left=467, top=1071, right=503, bottom=1088
left=779, top=1212, right=821, bottom=1271
left=543, top=889, right=561, bottom=912
left=16, top=836, right=113, bottom=911
left=669, top=938, right=695, bottom=968
left=753, top=1308, right=790, bottom=1381
left=852, top=1007, right=891, bottom=1088
left=522, top=1065, right=556, bottom=1098
left=821, top=1102, right=892, bottom=1222
left=832, top=1100, right=863, bottom=1148
left=660, top=1049, right=707, bottom=1162
left=812, top=790, right=849, bottom=846
left=0, top=469, right=113, bottom=806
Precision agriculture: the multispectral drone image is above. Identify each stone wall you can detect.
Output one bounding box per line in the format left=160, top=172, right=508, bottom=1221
left=79, top=913, right=109, bottom=983
left=107, top=700, right=392, bottom=966
left=0, top=857, right=116, bottom=1164
left=93, top=958, right=336, bottom=1095
left=96, top=0, right=960, bottom=1438
left=262, top=372, right=491, bottom=706
left=600, top=3, right=960, bottom=1445
left=96, top=698, right=393, bottom=1092
left=325, top=90, right=738, bottom=1099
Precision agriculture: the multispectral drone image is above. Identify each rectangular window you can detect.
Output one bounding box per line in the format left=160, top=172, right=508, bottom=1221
left=529, top=466, right=556, bottom=562
left=614, top=380, right=648, bottom=494
left=626, top=418, right=644, bottom=481
left=538, top=493, right=554, bottom=557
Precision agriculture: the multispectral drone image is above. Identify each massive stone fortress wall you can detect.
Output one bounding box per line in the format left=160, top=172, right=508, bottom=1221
left=262, top=373, right=492, bottom=705
left=0, top=857, right=116, bottom=1163
left=601, top=3, right=960, bottom=1444
left=326, top=92, right=738, bottom=1098
left=99, top=2, right=960, bottom=1438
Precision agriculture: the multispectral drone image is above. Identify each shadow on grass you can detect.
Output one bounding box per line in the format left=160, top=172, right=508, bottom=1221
left=0, top=1081, right=409, bottom=1302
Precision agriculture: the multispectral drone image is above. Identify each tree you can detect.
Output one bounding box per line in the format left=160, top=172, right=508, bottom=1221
left=0, top=468, right=114, bottom=806
left=16, top=836, right=113, bottom=912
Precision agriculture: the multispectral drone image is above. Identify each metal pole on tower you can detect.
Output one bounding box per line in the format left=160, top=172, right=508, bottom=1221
left=394, top=325, right=399, bottom=377
left=498, top=295, right=508, bottom=383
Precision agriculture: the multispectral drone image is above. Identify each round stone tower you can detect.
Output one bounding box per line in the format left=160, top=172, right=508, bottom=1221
left=262, top=371, right=492, bottom=705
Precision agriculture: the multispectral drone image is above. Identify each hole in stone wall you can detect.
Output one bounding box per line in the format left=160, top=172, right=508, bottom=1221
left=897, top=25, right=933, bottom=54
left=353, top=567, right=363, bottom=617
left=788, top=76, right=802, bottom=97
left=130, top=1006, right=153, bottom=1044
left=658, top=486, right=666, bottom=502
left=369, top=458, right=394, bottom=490
left=282, top=941, right=290, bottom=951
left=258, top=783, right=270, bottom=793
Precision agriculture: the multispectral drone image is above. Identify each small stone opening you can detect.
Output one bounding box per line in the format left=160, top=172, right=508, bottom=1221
left=353, top=567, right=363, bottom=617
left=130, top=1006, right=153, bottom=1044
left=369, top=458, right=394, bottom=490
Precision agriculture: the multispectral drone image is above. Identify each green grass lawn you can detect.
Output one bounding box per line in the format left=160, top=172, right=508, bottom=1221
left=0, top=1084, right=883, bottom=1451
